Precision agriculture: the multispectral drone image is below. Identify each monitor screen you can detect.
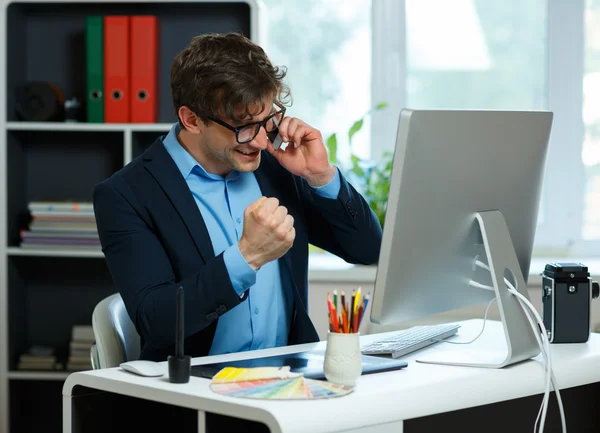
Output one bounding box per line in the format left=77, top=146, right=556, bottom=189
left=369, top=109, right=553, bottom=368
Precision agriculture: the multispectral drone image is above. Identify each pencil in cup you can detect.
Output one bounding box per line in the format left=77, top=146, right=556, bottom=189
left=327, top=288, right=370, bottom=333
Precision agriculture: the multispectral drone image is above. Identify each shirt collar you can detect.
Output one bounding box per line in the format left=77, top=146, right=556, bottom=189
left=162, top=122, right=240, bottom=181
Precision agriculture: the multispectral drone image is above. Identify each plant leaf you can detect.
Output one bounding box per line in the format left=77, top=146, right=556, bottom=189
left=348, top=119, right=364, bottom=146
left=326, top=133, right=338, bottom=164
left=375, top=101, right=388, bottom=110
left=350, top=154, right=365, bottom=178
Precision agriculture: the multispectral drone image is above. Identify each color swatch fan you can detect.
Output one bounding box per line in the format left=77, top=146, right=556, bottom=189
left=210, top=366, right=353, bottom=400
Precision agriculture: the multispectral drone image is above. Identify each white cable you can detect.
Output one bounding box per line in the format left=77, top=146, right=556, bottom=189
left=468, top=280, right=496, bottom=291
left=528, top=308, right=565, bottom=433
left=434, top=297, right=497, bottom=344
left=473, top=260, right=566, bottom=433
left=474, top=264, right=554, bottom=431
left=508, top=284, right=557, bottom=433
left=473, top=280, right=554, bottom=431
left=474, top=261, right=561, bottom=432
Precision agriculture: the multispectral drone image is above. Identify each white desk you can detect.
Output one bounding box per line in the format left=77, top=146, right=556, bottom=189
left=62, top=319, right=600, bottom=433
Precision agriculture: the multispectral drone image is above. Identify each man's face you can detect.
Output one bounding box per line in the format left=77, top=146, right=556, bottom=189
left=199, top=100, right=275, bottom=176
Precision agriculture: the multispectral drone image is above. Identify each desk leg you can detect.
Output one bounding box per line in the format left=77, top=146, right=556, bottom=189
left=63, top=395, right=73, bottom=433
left=198, top=410, right=205, bottom=433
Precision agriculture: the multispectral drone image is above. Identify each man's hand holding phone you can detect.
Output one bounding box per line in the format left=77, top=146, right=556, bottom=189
left=267, top=116, right=336, bottom=187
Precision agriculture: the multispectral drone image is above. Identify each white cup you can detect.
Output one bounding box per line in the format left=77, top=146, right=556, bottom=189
left=323, top=331, right=362, bottom=387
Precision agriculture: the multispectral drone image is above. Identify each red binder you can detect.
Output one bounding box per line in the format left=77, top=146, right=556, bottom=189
left=104, top=16, right=130, bottom=123
left=130, top=16, right=158, bottom=123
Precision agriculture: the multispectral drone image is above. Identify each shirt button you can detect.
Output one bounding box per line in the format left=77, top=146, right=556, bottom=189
left=236, top=217, right=241, bottom=224
left=254, top=307, right=259, bottom=315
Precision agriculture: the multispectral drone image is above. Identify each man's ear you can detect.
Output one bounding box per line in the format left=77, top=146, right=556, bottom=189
left=178, top=106, right=203, bottom=134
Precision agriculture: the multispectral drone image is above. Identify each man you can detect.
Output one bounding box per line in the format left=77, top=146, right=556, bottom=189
left=93, top=32, right=382, bottom=362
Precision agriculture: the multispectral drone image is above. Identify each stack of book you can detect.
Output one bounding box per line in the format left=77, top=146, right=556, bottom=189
left=67, top=325, right=95, bottom=371
left=17, top=345, right=59, bottom=371
left=20, top=201, right=100, bottom=250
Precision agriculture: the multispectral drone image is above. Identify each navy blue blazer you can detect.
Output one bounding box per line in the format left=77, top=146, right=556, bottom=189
left=93, top=136, right=383, bottom=361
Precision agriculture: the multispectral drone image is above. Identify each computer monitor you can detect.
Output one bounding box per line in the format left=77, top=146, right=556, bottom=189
left=370, top=109, right=553, bottom=368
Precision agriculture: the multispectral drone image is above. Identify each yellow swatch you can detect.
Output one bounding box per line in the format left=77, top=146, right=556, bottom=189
left=212, top=366, right=299, bottom=384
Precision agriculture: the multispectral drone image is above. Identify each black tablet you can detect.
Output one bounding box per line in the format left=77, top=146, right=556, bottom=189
left=191, top=349, right=408, bottom=380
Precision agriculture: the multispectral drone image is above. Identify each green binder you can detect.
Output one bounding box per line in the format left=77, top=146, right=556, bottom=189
left=85, top=16, right=104, bottom=123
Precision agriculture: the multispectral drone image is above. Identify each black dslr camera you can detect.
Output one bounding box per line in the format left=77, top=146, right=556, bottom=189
left=542, top=263, right=599, bottom=343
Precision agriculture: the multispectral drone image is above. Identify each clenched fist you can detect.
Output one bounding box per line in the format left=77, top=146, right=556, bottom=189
left=238, top=196, right=295, bottom=270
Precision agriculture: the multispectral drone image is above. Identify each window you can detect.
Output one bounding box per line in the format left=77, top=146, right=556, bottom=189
left=403, top=0, right=549, bottom=228
left=582, top=0, right=600, bottom=241
left=405, top=0, right=546, bottom=112
left=260, top=0, right=372, bottom=161
left=371, top=0, right=599, bottom=261
left=258, top=0, right=599, bottom=265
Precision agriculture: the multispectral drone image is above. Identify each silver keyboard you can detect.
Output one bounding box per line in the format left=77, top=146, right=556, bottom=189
left=361, top=323, right=461, bottom=359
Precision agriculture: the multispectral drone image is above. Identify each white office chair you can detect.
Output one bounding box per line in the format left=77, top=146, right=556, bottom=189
left=90, top=293, right=141, bottom=369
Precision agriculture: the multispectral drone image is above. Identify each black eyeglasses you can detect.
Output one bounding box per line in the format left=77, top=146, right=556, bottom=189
left=207, top=106, right=286, bottom=144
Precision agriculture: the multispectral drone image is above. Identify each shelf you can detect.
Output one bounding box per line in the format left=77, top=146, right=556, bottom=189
left=10, top=380, right=64, bottom=433
left=6, top=247, right=104, bottom=258
left=5, top=1, right=251, bottom=123
left=1, top=2, right=255, bottom=432
left=8, top=371, right=72, bottom=381
left=6, top=121, right=173, bottom=132
left=7, top=256, right=115, bottom=370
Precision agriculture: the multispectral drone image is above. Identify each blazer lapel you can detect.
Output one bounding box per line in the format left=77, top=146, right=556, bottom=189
left=142, top=140, right=214, bottom=264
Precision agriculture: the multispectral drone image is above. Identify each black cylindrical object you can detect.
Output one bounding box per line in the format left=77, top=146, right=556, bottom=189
left=15, top=81, right=65, bottom=121
left=168, top=355, right=191, bottom=383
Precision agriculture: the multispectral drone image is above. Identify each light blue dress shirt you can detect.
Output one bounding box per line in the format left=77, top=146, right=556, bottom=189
left=162, top=123, right=341, bottom=355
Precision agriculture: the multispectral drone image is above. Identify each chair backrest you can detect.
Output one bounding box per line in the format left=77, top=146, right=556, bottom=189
left=91, top=293, right=141, bottom=369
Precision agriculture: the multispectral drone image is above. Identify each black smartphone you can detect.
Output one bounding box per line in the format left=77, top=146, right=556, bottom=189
left=267, top=129, right=284, bottom=150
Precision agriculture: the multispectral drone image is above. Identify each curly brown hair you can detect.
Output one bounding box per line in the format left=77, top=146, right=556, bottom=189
left=170, top=32, right=291, bottom=126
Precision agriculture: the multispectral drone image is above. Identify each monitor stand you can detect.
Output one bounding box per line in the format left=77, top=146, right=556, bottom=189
left=416, top=210, right=541, bottom=368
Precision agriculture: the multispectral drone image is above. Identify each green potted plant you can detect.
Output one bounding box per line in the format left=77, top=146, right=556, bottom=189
left=325, top=102, right=391, bottom=228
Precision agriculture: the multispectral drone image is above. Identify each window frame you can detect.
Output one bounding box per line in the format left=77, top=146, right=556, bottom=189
left=371, top=0, right=594, bottom=258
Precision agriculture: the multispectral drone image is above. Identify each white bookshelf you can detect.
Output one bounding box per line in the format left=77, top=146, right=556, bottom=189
left=7, top=371, right=72, bottom=381
left=6, top=121, right=174, bottom=132
left=0, top=1, right=259, bottom=431
left=6, top=247, right=104, bottom=258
